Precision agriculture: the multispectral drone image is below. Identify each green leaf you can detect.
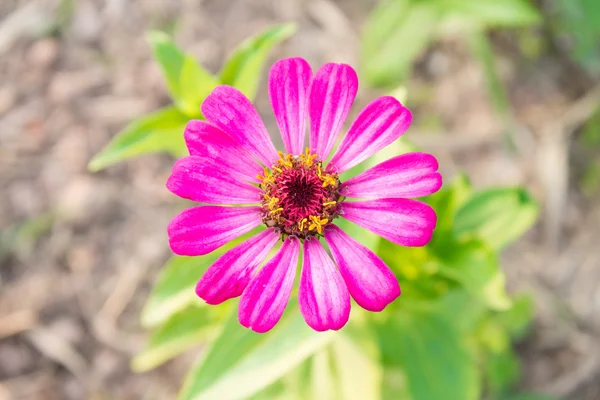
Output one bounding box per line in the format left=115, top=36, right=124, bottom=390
left=362, top=0, right=439, bottom=87
left=496, top=294, right=535, bottom=340
left=438, top=0, right=542, bottom=28
left=88, top=106, right=188, bottom=171
left=178, top=55, right=219, bottom=116
left=454, top=187, right=538, bottom=249
left=552, top=0, right=600, bottom=76
left=220, top=23, right=296, bottom=100
left=425, top=173, right=473, bottom=236
left=377, top=306, right=480, bottom=400
left=308, top=348, right=337, bottom=400
left=330, top=334, right=383, bottom=400
left=132, top=305, right=219, bottom=372
left=147, top=30, right=186, bottom=101
left=485, top=349, right=521, bottom=395
left=430, top=290, right=487, bottom=333
left=140, top=255, right=213, bottom=328
left=178, top=303, right=333, bottom=400
left=140, top=230, right=262, bottom=328
left=437, top=240, right=512, bottom=310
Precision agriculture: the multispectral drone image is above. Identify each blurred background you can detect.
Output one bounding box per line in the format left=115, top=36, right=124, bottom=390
left=1, top=0, right=600, bottom=399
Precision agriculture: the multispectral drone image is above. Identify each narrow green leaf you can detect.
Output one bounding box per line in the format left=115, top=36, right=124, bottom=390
left=438, top=0, right=542, bottom=28
left=220, top=23, right=297, bottom=100
left=88, top=106, right=188, bottom=171
left=178, top=55, right=219, bottom=116
left=362, top=0, right=439, bottom=87
left=178, top=303, right=333, bottom=400
left=454, top=187, right=538, bottom=249
left=132, top=305, right=218, bottom=372
left=147, top=30, right=186, bottom=100
left=378, top=307, right=480, bottom=400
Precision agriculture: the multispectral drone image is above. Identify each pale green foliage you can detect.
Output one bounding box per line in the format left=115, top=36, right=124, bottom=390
left=88, top=24, right=295, bottom=171
left=362, top=0, right=541, bottom=87
left=132, top=305, right=219, bottom=372
left=179, top=306, right=333, bottom=400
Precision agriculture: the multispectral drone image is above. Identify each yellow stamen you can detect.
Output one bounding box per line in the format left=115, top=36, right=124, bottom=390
left=321, top=174, right=337, bottom=188
left=276, top=151, right=293, bottom=167
left=273, top=166, right=282, bottom=173
left=323, top=201, right=337, bottom=207
left=298, top=218, right=308, bottom=231
left=308, top=215, right=328, bottom=234
left=302, top=147, right=317, bottom=167
left=269, top=207, right=283, bottom=215
left=267, top=196, right=280, bottom=210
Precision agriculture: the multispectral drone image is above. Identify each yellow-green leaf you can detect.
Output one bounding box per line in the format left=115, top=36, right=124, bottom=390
left=132, top=305, right=219, bottom=372
left=147, top=31, right=186, bottom=101
left=439, top=0, right=542, bottom=29
left=220, top=23, right=296, bottom=100
left=140, top=230, right=262, bottom=328
left=178, top=55, right=219, bottom=116
left=437, top=240, right=512, bottom=311
left=454, top=187, right=538, bottom=249
left=362, top=0, right=439, bottom=87
left=88, top=106, right=188, bottom=172
left=330, top=334, right=383, bottom=400
left=178, top=303, right=333, bottom=400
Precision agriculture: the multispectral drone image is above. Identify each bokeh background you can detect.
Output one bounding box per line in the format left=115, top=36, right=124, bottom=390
left=1, top=0, right=600, bottom=399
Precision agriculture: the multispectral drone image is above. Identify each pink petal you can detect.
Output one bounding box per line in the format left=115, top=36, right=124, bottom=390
left=184, top=120, right=262, bottom=183
left=196, top=229, right=280, bottom=305
left=238, top=237, right=300, bottom=333
left=168, top=206, right=262, bottom=256
left=328, top=96, right=412, bottom=173
left=166, top=156, right=262, bottom=204
left=269, top=57, right=312, bottom=155
left=201, top=85, right=278, bottom=166
left=309, top=63, right=358, bottom=160
left=340, top=199, right=436, bottom=247
left=299, top=238, right=350, bottom=331
left=340, top=153, right=442, bottom=199
left=324, top=225, right=400, bottom=312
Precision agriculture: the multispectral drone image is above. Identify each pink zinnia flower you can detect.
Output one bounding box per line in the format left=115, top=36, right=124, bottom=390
left=166, top=58, right=442, bottom=333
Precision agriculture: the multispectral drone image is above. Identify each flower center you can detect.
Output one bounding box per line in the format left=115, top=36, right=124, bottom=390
left=258, top=149, right=342, bottom=239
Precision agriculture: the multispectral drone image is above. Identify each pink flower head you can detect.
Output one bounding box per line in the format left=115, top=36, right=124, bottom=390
left=167, top=58, right=442, bottom=333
